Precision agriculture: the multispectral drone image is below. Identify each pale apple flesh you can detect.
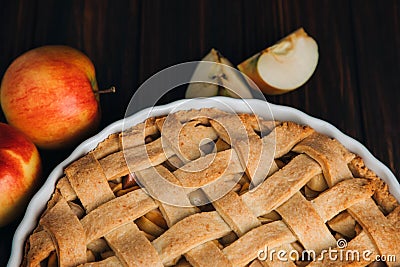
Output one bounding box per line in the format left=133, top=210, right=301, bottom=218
left=238, top=28, right=319, bottom=95
left=185, top=48, right=253, bottom=99
left=0, top=45, right=100, bottom=149
left=0, top=123, right=41, bottom=226
left=185, top=49, right=220, bottom=98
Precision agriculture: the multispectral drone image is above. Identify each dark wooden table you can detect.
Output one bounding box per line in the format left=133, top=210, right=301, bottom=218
left=1, top=0, right=399, bottom=265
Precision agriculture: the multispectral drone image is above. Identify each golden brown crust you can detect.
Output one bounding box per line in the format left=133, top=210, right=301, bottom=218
left=91, top=133, right=120, bottom=160
left=311, top=178, right=376, bottom=222
left=242, top=154, right=322, bottom=217
left=348, top=198, right=400, bottom=266
left=135, top=165, right=199, bottom=224
left=65, top=153, right=115, bottom=212
left=78, top=256, right=122, bottom=267
left=293, top=132, right=354, bottom=186
left=40, top=199, right=87, bottom=267
left=56, top=177, right=77, bottom=201
left=185, top=241, right=233, bottom=267
left=161, top=117, right=218, bottom=162
left=26, top=190, right=159, bottom=266
left=26, top=231, right=55, bottom=267
left=81, top=189, right=158, bottom=243
left=211, top=191, right=261, bottom=236
left=125, top=138, right=175, bottom=172
left=104, top=222, right=163, bottom=267
left=98, top=151, right=129, bottom=181
left=348, top=156, right=378, bottom=178
left=22, top=108, right=400, bottom=267
left=276, top=192, right=336, bottom=254
left=311, top=206, right=400, bottom=267
left=152, top=211, right=231, bottom=265
left=209, top=114, right=277, bottom=187
left=373, top=178, right=399, bottom=214
left=273, top=122, right=314, bottom=158
left=327, top=211, right=356, bottom=238
left=349, top=156, right=399, bottom=214
left=119, top=117, right=158, bottom=149
left=173, top=149, right=243, bottom=188
left=222, top=221, right=297, bottom=266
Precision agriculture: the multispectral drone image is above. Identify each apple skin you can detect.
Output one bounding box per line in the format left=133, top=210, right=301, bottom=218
left=0, top=45, right=101, bottom=149
left=0, top=123, right=41, bottom=227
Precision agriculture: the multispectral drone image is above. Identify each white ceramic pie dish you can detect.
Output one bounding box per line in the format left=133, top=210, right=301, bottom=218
left=8, top=97, right=400, bottom=266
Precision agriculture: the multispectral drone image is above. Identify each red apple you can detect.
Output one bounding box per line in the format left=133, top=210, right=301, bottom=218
left=0, top=45, right=101, bottom=149
left=0, top=123, right=41, bottom=226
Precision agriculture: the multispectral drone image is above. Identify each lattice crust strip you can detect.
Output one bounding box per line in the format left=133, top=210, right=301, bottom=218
left=22, top=108, right=400, bottom=267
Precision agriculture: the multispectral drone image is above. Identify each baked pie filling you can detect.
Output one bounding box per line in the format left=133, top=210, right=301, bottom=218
left=22, top=108, right=400, bottom=267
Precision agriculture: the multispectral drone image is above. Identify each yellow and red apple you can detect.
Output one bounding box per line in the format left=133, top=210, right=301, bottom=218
left=0, top=123, right=41, bottom=226
left=0, top=45, right=101, bottom=149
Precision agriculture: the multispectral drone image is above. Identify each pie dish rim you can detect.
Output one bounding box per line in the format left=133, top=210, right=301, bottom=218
left=8, top=96, right=400, bottom=266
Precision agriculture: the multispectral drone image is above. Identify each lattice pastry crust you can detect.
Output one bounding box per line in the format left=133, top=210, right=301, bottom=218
left=22, top=108, right=400, bottom=267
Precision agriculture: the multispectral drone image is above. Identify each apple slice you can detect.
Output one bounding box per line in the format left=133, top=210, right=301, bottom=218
left=238, top=28, right=318, bottom=95
left=185, top=49, right=253, bottom=99
left=185, top=49, right=220, bottom=98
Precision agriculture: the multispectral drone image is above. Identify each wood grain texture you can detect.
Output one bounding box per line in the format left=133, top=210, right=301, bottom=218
left=0, top=0, right=399, bottom=265
left=350, top=0, right=400, bottom=176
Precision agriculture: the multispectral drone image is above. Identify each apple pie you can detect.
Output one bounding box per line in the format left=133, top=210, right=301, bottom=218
left=22, top=108, right=400, bottom=267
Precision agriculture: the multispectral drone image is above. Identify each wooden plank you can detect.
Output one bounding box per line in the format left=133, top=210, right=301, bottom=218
left=82, top=0, right=141, bottom=127
left=34, top=0, right=83, bottom=46
left=350, top=0, right=400, bottom=179
left=138, top=0, right=203, bottom=80
left=0, top=0, right=38, bottom=80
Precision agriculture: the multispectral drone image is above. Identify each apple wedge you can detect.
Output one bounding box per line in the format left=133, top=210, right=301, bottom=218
left=185, top=49, right=253, bottom=99
left=238, top=28, right=318, bottom=95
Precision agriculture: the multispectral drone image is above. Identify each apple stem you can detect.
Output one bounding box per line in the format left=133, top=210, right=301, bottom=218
left=96, top=86, right=116, bottom=94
